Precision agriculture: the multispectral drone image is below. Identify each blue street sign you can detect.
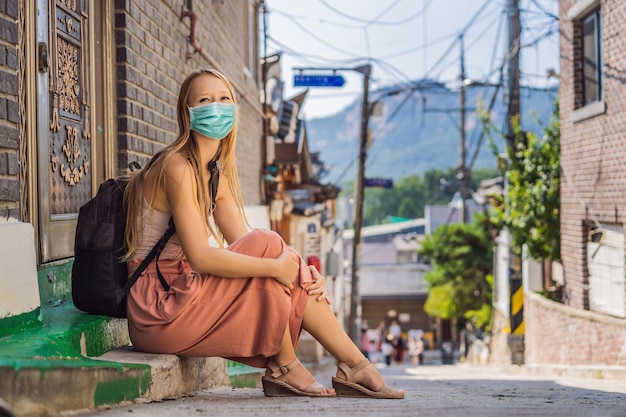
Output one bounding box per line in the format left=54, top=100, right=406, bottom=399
left=364, top=178, right=394, bottom=188
left=294, top=74, right=345, bottom=87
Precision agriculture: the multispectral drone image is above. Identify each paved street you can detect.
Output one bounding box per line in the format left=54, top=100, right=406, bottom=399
left=68, top=361, right=626, bottom=417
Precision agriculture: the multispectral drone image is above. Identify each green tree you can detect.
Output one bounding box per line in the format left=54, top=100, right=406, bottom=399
left=486, top=102, right=561, bottom=261
left=417, top=214, right=493, bottom=329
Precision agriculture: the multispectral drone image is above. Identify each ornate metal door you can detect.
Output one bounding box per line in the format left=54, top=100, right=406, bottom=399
left=37, top=0, right=98, bottom=262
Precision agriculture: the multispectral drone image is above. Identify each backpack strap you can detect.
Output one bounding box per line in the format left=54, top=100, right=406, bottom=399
left=207, top=158, right=219, bottom=206
left=153, top=217, right=176, bottom=291
left=123, top=159, right=218, bottom=294
left=122, top=217, right=176, bottom=294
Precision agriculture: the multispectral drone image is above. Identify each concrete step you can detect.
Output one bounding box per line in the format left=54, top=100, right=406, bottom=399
left=98, top=347, right=228, bottom=402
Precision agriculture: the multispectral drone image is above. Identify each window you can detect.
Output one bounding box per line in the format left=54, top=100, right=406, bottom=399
left=587, top=224, right=626, bottom=318
left=567, top=1, right=605, bottom=122
left=582, top=9, right=602, bottom=105
left=243, top=0, right=258, bottom=80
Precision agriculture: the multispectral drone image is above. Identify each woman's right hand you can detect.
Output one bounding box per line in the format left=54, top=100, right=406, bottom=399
left=274, top=251, right=299, bottom=289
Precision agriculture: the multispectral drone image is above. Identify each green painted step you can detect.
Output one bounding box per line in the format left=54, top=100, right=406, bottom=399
left=0, top=303, right=151, bottom=416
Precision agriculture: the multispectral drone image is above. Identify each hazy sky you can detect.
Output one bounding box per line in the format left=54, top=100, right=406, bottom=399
left=264, top=0, right=560, bottom=119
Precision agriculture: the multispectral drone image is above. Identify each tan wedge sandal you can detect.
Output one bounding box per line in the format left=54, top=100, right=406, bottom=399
left=262, top=358, right=336, bottom=397
left=332, top=360, right=405, bottom=399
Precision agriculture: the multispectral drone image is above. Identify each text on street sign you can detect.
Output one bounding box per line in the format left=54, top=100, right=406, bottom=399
left=294, top=74, right=345, bottom=87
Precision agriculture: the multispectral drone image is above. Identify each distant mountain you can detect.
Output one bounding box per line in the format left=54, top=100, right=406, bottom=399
left=305, top=80, right=558, bottom=185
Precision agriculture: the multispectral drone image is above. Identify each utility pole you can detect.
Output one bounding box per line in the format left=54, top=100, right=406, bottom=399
left=459, top=34, right=468, bottom=224
left=292, top=64, right=372, bottom=342
left=349, top=64, right=372, bottom=343
left=506, top=0, right=521, bottom=146
left=505, top=0, right=524, bottom=366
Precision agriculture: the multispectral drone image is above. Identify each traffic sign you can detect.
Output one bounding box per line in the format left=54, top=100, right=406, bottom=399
left=294, top=74, right=345, bottom=87
left=364, top=177, right=394, bottom=188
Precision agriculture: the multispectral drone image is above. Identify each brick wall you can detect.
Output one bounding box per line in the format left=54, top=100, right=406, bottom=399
left=559, top=0, right=626, bottom=309
left=114, top=0, right=263, bottom=204
left=525, top=292, right=626, bottom=365
left=0, top=0, right=19, bottom=219
left=535, top=0, right=626, bottom=367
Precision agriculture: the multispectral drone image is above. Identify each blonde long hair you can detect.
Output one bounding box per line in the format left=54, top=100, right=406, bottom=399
left=124, top=68, right=248, bottom=259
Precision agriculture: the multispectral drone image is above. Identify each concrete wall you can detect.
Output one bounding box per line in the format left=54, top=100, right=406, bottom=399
left=525, top=291, right=626, bottom=366
left=0, top=221, right=40, bottom=319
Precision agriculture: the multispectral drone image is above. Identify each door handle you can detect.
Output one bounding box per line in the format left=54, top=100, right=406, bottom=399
left=38, top=42, right=48, bottom=73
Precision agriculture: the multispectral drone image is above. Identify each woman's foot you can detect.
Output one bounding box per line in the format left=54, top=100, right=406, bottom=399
left=332, top=360, right=404, bottom=399
left=262, top=358, right=336, bottom=397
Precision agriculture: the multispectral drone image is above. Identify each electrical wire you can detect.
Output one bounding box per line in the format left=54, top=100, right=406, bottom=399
left=527, top=0, right=558, bottom=20
left=466, top=9, right=507, bottom=156
left=376, top=32, right=460, bottom=61
left=420, top=0, right=496, bottom=82
left=317, top=0, right=432, bottom=26
left=365, top=1, right=509, bottom=180
left=269, top=9, right=364, bottom=29
left=268, top=21, right=425, bottom=90
left=266, top=0, right=559, bottom=185
left=269, top=10, right=362, bottom=59
left=269, top=0, right=507, bottom=103
left=367, top=0, right=404, bottom=26
left=467, top=69, right=505, bottom=171
left=269, top=1, right=441, bottom=91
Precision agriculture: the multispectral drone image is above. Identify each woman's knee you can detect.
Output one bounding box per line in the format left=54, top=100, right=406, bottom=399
left=246, top=229, right=286, bottom=257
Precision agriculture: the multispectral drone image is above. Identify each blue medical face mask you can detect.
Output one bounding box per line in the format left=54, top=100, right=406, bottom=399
left=188, top=102, right=236, bottom=140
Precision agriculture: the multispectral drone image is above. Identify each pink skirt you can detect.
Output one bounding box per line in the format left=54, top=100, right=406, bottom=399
left=126, top=229, right=314, bottom=368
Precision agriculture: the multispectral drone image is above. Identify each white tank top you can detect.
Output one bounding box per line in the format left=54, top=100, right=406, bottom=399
left=134, top=199, right=183, bottom=260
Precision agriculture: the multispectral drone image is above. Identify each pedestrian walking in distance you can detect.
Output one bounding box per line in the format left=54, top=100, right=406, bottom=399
left=122, top=69, right=404, bottom=399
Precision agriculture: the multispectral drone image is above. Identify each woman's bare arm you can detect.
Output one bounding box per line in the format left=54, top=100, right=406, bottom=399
left=161, top=154, right=298, bottom=287
left=213, top=173, right=249, bottom=244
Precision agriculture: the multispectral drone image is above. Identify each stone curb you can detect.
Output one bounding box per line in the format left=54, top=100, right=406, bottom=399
left=507, top=364, right=626, bottom=380
left=96, top=347, right=230, bottom=403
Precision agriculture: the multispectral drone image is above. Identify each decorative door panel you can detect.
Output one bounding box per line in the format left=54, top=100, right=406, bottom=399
left=37, top=0, right=96, bottom=262
left=49, top=0, right=92, bottom=211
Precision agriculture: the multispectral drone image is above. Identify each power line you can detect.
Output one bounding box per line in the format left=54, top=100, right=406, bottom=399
left=268, top=6, right=430, bottom=89
left=268, top=10, right=363, bottom=59
left=317, top=0, right=432, bottom=26
left=375, top=32, right=459, bottom=61
left=267, top=0, right=558, bottom=187
left=527, top=0, right=558, bottom=20
left=268, top=0, right=512, bottom=100
left=268, top=33, right=420, bottom=95
left=367, top=0, right=404, bottom=27
left=269, top=9, right=363, bottom=29
left=419, top=0, right=495, bottom=81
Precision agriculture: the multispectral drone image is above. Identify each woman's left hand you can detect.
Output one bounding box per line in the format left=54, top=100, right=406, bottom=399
left=306, top=266, right=331, bottom=304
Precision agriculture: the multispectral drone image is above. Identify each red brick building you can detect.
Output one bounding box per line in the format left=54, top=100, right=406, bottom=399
left=524, top=0, right=626, bottom=368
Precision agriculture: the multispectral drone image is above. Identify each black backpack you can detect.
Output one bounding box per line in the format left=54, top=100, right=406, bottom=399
left=71, top=161, right=219, bottom=318
left=71, top=163, right=173, bottom=317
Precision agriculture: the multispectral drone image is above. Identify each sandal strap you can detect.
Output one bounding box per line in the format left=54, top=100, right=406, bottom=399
left=267, top=358, right=301, bottom=379
left=337, top=359, right=371, bottom=383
